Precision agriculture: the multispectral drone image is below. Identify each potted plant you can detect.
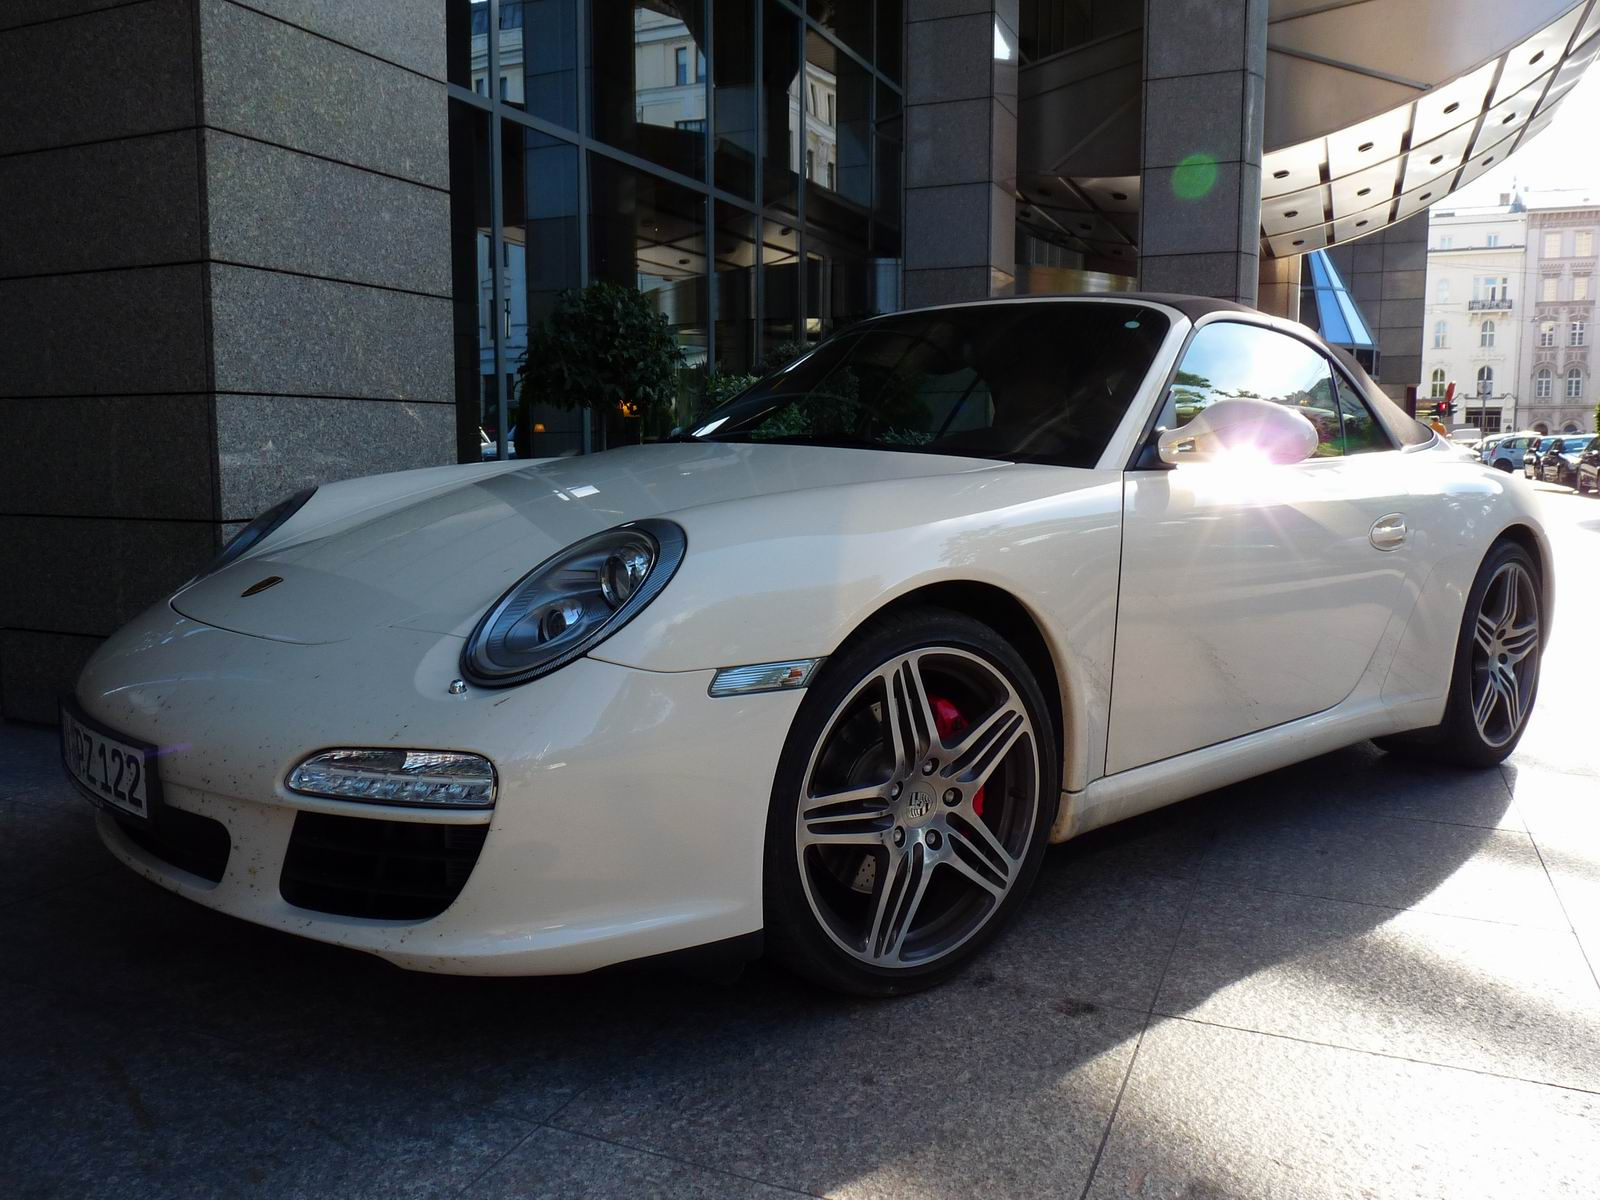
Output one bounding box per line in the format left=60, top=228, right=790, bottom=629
left=517, top=282, right=684, bottom=452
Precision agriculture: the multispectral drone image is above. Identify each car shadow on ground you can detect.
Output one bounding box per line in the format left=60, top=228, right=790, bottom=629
left=3, top=726, right=1573, bottom=1199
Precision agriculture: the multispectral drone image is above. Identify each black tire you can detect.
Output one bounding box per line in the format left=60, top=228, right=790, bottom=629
left=763, top=605, right=1059, bottom=996
left=1374, top=540, right=1543, bottom=767
left=1494, top=460, right=1513, bottom=473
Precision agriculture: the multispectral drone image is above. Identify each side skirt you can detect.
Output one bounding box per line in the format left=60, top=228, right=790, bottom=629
left=1048, top=694, right=1440, bottom=843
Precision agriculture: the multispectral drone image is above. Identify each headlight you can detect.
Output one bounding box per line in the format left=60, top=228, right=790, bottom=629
left=288, top=748, right=496, bottom=807
left=460, top=519, right=686, bottom=686
left=194, top=487, right=316, bottom=581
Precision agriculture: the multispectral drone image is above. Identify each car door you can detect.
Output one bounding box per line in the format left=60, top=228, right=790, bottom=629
left=1106, top=320, right=1414, bottom=774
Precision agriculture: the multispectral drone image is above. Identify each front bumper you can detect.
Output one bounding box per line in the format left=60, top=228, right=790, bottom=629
left=77, top=605, right=805, bottom=974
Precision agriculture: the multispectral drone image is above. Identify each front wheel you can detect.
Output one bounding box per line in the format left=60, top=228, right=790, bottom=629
left=763, top=607, right=1058, bottom=995
left=1375, top=541, right=1543, bottom=767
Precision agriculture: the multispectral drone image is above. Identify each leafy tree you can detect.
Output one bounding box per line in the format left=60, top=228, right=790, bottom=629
left=518, top=283, right=684, bottom=450
left=757, top=340, right=811, bottom=377
left=1593, top=401, right=1599, bottom=433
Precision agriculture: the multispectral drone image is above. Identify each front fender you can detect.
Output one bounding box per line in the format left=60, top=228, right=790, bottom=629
left=591, top=465, right=1125, bottom=787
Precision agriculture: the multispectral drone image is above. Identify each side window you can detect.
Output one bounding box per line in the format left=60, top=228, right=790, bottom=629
left=1160, top=322, right=1343, bottom=457
left=1331, top=372, right=1394, bottom=454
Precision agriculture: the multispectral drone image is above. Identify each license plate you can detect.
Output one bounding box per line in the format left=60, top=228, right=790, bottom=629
left=60, top=703, right=154, bottom=821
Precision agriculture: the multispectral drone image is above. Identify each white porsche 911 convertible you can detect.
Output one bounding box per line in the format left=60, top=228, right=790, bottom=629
left=63, top=295, right=1551, bottom=994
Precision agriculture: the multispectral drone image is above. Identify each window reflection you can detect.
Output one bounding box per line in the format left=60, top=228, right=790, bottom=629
left=711, top=0, right=757, bottom=198
left=504, top=124, right=583, bottom=458
left=448, top=100, right=495, bottom=460
left=762, top=218, right=801, bottom=361
left=498, top=0, right=579, bottom=128
left=713, top=203, right=757, bottom=377
left=590, top=155, right=708, bottom=438
left=447, top=0, right=906, bottom=460
left=591, top=2, right=707, bottom=181
left=762, top=0, right=802, bottom=217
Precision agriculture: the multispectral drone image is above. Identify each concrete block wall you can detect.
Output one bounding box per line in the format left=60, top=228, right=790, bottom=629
left=0, top=0, right=455, bottom=722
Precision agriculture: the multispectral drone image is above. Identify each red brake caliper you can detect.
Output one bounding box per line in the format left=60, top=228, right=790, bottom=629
left=930, top=696, right=985, bottom=817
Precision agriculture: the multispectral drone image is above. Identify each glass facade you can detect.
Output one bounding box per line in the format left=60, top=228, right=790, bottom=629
left=447, top=0, right=904, bottom=461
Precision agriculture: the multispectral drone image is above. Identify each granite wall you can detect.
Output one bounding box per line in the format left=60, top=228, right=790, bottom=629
left=0, top=0, right=455, bottom=721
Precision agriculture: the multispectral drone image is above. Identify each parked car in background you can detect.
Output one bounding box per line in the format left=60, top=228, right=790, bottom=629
left=1486, top=432, right=1540, bottom=472
left=1526, top=436, right=1560, bottom=478
left=1540, top=435, right=1595, bottom=488
left=1578, top=437, right=1600, bottom=495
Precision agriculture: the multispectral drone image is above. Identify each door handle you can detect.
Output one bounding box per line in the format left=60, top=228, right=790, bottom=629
left=1370, top=513, right=1407, bottom=551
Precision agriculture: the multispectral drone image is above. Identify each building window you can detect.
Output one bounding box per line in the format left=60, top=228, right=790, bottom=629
left=1430, top=368, right=1446, bottom=398
left=1578, top=231, right=1594, bottom=257
left=1487, top=233, right=1500, bottom=247
left=1576, top=274, right=1592, bottom=301
left=1542, top=276, right=1560, bottom=302
left=1536, top=368, right=1553, bottom=399
left=1432, top=320, right=1448, bottom=348
left=448, top=0, right=908, bottom=460
left=1540, top=320, right=1557, bottom=347
left=1568, top=367, right=1584, bottom=399
left=1480, top=319, right=1495, bottom=348
left=1573, top=320, right=1587, bottom=347
left=1545, top=231, right=1562, bottom=258
left=1437, top=279, right=1451, bottom=303
left=1476, top=366, right=1493, bottom=397
left=1439, top=235, right=1454, bottom=249
left=1474, top=275, right=1509, bottom=302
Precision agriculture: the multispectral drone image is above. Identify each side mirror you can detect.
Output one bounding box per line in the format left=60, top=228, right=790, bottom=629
left=1157, top=396, right=1319, bottom=466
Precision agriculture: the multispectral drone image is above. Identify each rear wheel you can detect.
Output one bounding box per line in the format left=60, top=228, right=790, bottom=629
left=1375, top=541, right=1542, bottom=767
left=763, top=607, right=1058, bottom=995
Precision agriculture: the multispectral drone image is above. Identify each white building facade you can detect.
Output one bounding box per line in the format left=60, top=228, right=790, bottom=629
left=1422, top=205, right=1527, bottom=435
left=1521, top=197, right=1598, bottom=434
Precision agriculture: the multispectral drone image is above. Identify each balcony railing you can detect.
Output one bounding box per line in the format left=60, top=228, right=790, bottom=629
left=1468, top=298, right=1513, bottom=311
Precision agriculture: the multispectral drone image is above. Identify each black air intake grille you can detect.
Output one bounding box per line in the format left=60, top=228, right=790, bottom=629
left=117, top=807, right=231, bottom=884
left=279, top=811, right=488, bottom=920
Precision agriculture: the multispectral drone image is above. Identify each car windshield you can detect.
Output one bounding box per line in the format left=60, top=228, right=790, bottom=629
left=1561, top=437, right=1591, bottom=452
left=690, top=302, right=1172, bottom=467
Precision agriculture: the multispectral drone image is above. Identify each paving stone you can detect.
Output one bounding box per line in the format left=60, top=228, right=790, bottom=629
left=474, top=1127, right=803, bottom=1200
left=552, top=973, right=1142, bottom=1199
left=984, top=864, right=1192, bottom=1009
left=0, top=792, right=111, bottom=905
left=1086, top=1018, right=1600, bottom=1200
left=0, top=983, right=532, bottom=1200
left=1200, top=805, right=1569, bottom=929
left=1155, top=883, right=1600, bottom=1091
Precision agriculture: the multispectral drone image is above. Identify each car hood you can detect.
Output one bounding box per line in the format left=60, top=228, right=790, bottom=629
left=172, top=441, right=1005, bottom=644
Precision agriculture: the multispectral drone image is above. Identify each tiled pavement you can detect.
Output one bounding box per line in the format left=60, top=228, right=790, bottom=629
left=3, top=487, right=1598, bottom=1200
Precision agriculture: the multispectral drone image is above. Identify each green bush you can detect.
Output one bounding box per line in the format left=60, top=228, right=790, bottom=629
left=518, top=283, right=684, bottom=449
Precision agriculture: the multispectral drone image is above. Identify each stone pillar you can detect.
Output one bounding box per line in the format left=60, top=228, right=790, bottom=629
left=0, top=0, right=454, bottom=721
left=903, top=0, right=1019, bottom=308
left=1138, top=0, right=1266, bottom=305
left=1257, top=254, right=1302, bottom=322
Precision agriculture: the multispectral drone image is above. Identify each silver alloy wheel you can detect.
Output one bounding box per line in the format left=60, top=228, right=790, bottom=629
left=794, top=647, right=1039, bottom=969
left=1469, top=560, right=1540, bottom=748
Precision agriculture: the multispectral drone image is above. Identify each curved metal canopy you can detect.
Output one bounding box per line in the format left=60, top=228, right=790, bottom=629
left=1015, top=0, right=1600, bottom=263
